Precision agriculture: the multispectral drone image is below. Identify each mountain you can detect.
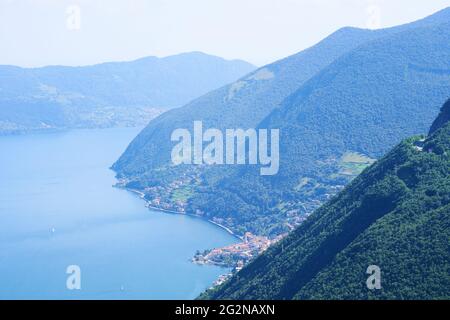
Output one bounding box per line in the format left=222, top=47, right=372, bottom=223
left=201, top=99, right=450, bottom=300
left=200, top=20, right=450, bottom=236
left=0, top=52, right=255, bottom=134
left=113, top=27, right=384, bottom=174
left=113, top=8, right=450, bottom=237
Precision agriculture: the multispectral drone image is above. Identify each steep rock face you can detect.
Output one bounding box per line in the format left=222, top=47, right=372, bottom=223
left=201, top=99, right=450, bottom=300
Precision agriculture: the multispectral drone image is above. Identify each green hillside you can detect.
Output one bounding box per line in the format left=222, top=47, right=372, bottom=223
left=113, top=25, right=396, bottom=173
left=186, top=20, right=450, bottom=236
left=113, top=9, right=450, bottom=237
left=201, top=100, right=450, bottom=300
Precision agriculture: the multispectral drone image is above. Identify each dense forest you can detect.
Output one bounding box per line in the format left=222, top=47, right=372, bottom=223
left=200, top=99, right=450, bottom=300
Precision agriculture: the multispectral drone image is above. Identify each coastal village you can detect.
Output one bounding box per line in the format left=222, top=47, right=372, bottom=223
left=193, top=232, right=285, bottom=287
left=192, top=232, right=284, bottom=268
left=114, top=152, right=376, bottom=287
left=116, top=175, right=290, bottom=280
left=115, top=172, right=337, bottom=269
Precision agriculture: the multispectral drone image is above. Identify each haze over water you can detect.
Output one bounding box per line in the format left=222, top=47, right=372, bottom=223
left=0, top=128, right=237, bottom=299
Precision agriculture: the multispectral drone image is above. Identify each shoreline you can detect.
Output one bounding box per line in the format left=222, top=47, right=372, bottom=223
left=120, top=186, right=243, bottom=241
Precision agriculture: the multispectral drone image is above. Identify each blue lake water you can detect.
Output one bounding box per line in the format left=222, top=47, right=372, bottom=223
left=0, top=128, right=237, bottom=299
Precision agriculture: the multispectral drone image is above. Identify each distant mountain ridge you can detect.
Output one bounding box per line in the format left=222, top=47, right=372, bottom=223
left=0, top=52, right=255, bottom=134
left=201, top=98, right=450, bottom=300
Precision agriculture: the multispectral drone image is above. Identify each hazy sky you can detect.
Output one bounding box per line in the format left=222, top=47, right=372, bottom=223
left=1, top=0, right=450, bottom=67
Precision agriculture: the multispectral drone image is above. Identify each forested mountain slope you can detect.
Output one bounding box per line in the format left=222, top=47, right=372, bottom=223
left=202, top=99, right=450, bottom=300
left=114, top=8, right=450, bottom=237
left=113, top=24, right=396, bottom=173
left=186, top=20, right=450, bottom=236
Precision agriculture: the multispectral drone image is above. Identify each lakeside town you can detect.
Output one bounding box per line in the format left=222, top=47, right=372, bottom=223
left=113, top=152, right=376, bottom=287
left=192, top=232, right=285, bottom=268
left=115, top=175, right=290, bottom=272
left=193, top=232, right=286, bottom=287
left=114, top=170, right=349, bottom=270
left=113, top=151, right=377, bottom=276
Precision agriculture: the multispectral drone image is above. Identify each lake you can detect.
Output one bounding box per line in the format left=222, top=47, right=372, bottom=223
left=0, top=128, right=237, bottom=299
